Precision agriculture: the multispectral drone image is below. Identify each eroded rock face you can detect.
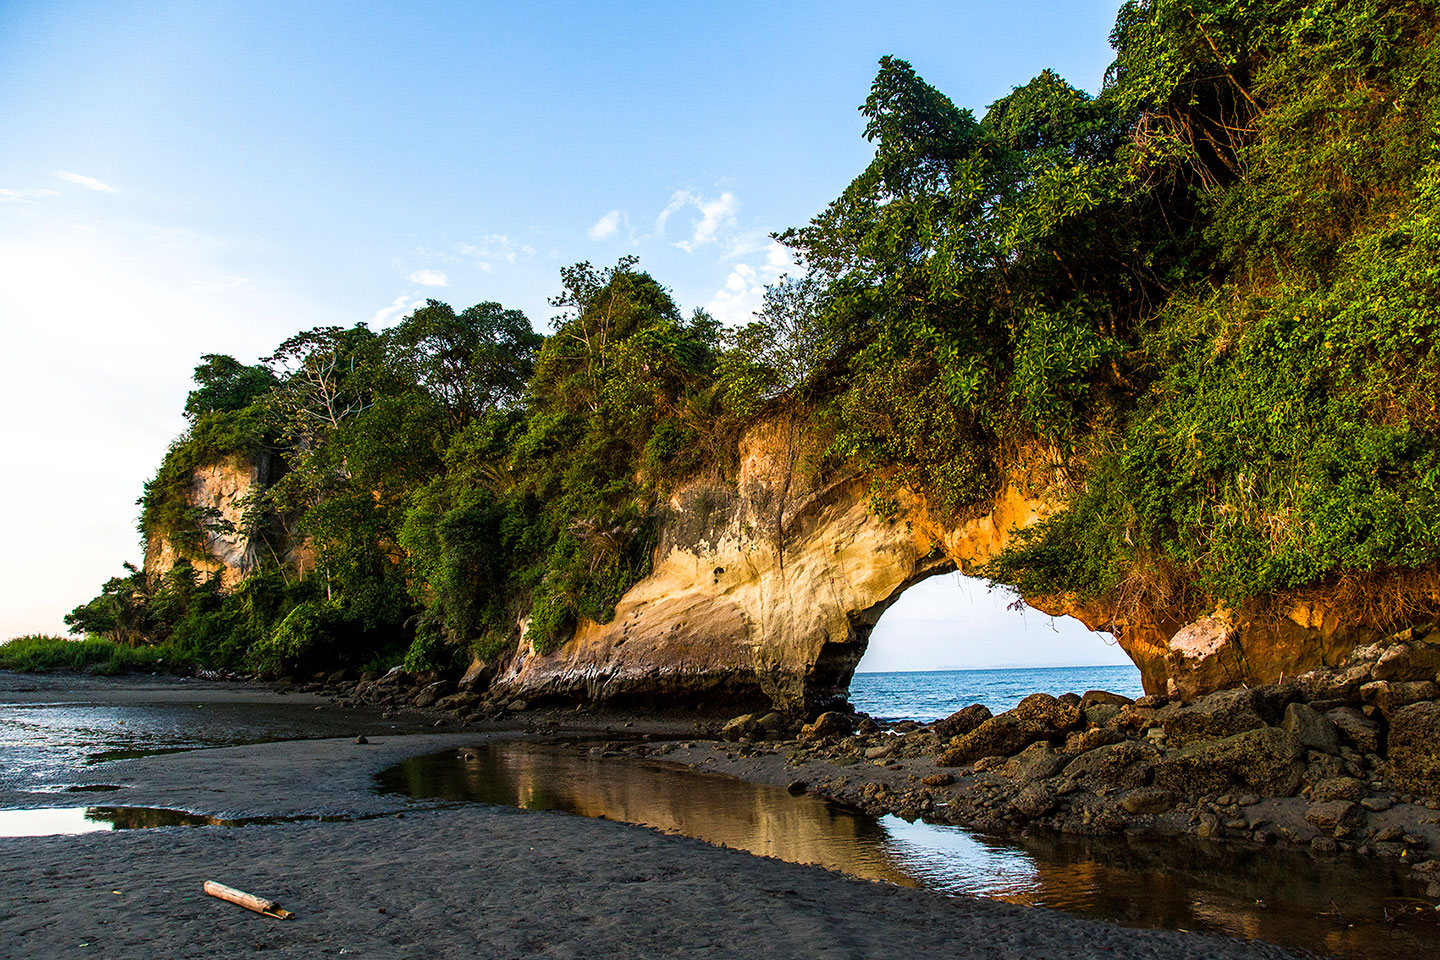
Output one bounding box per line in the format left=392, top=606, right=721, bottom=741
left=488, top=416, right=1436, bottom=712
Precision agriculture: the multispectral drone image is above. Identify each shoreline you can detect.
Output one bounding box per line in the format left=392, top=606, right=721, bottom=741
left=0, top=671, right=1308, bottom=959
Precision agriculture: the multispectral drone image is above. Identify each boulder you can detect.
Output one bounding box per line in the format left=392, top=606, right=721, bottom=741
left=1120, top=787, right=1175, bottom=815
left=800, top=711, right=854, bottom=742
left=1082, top=690, right=1134, bottom=707
left=1360, top=680, right=1438, bottom=717
left=937, top=698, right=1078, bottom=767
left=1282, top=702, right=1340, bottom=755
left=1010, top=782, right=1057, bottom=820
left=458, top=658, right=496, bottom=692
left=1388, top=700, right=1440, bottom=794
left=1373, top=640, right=1440, bottom=682
left=721, top=713, right=760, bottom=741
left=1164, top=688, right=1266, bottom=747
left=1012, top=693, right=1084, bottom=732
left=413, top=680, right=450, bottom=708
left=1082, top=703, right=1122, bottom=728
left=1305, top=800, right=1361, bottom=832
left=755, top=711, right=791, bottom=738
left=1325, top=706, right=1382, bottom=754
left=931, top=703, right=992, bottom=740
left=1065, top=726, right=1125, bottom=754
left=1000, top=742, right=1066, bottom=783
left=1060, top=740, right=1159, bottom=791
left=1154, top=727, right=1306, bottom=797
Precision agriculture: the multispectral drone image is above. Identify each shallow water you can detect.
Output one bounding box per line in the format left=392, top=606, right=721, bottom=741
left=850, top=665, right=1145, bottom=720
left=379, top=741, right=1440, bottom=960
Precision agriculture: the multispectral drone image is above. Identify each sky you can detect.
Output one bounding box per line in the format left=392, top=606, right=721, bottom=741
left=0, top=0, right=1127, bottom=667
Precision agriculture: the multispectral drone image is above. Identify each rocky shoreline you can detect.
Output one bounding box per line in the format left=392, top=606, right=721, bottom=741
left=292, top=625, right=1440, bottom=908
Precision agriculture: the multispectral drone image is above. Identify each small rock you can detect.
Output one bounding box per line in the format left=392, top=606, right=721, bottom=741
left=507, top=699, right=529, bottom=712
left=1010, top=782, right=1057, bottom=820
left=1361, top=796, right=1393, bottom=812
left=920, top=773, right=953, bottom=787
left=1324, top=707, right=1382, bottom=755
left=353, top=735, right=368, bottom=744
left=1311, top=777, right=1366, bottom=803
left=786, top=781, right=808, bottom=796
left=931, top=703, right=992, bottom=740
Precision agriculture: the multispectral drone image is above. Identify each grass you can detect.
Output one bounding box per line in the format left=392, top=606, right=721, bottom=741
left=0, top=635, right=190, bottom=675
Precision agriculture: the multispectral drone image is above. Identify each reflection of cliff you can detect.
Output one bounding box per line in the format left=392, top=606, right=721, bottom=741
left=390, top=743, right=922, bottom=888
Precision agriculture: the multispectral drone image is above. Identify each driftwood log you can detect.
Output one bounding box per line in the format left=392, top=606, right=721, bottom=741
left=203, top=880, right=293, bottom=919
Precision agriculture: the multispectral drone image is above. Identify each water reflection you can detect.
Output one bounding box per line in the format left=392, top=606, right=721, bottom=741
left=379, top=741, right=1440, bottom=960
left=0, top=806, right=221, bottom=837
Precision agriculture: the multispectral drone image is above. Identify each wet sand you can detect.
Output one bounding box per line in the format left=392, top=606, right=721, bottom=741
left=0, top=674, right=1300, bottom=958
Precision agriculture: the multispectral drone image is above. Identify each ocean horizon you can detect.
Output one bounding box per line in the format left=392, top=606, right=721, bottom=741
left=849, top=664, right=1144, bottom=721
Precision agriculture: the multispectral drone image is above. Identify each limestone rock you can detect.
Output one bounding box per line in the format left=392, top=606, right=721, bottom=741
left=1282, top=702, right=1340, bottom=755
left=1082, top=690, right=1134, bottom=707
left=931, top=703, right=992, bottom=740
left=1164, top=688, right=1266, bottom=747
left=1154, top=727, right=1306, bottom=797
left=721, top=713, right=760, bottom=741
left=1012, top=693, right=1083, bottom=732
left=937, top=699, right=1077, bottom=767
left=1065, top=726, right=1124, bottom=754
left=1388, top=700, right=1440, bottom=794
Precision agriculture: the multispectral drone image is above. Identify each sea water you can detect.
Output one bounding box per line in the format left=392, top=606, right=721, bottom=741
left=849, top=664, right=1145, bottom=721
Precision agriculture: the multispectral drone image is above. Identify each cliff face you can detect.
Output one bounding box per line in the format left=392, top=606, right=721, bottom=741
left=491, top=417, right=1408, bottom=713
left=143, top=451, right=307, bottom=589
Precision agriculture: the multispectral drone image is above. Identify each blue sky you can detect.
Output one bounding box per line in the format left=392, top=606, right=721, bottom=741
left=0, top=1, right=1128, bottom=667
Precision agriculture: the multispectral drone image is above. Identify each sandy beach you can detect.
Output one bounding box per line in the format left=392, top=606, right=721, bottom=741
left=0, top=674, right=1304, bottom=959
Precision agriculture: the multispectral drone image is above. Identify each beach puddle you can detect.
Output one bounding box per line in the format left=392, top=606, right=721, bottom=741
left=379, top=741, right=1440, bottom=960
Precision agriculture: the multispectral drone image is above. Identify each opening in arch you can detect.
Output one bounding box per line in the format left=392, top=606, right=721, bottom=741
left=849, top=573, right=1143, bottom=720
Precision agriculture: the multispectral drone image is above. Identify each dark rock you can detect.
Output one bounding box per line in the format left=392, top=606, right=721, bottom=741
left=1057, top=692, right=1082, bottom=707
left=786, top=780, right=808, bottom=795
left=1154, top=727, right=1306, bottom=797
left=800, top=711, right=854, bottom=741
left=458, top=658, right=496, bottom=692
left=353, top=735, right=368, bottom=744
left=932, top=703, right=992, bottom=740
left=1082, top=690, right=1134, bottom=707
left=1081, top=704, right=1122, bottom=728
left=755, top=711, right=790, bottom=738
left=1000, top=742, right=1066, bottom=783
left=1010, top=782, right=1057, bottom=820
left=1060, top=740, right=1159, bottom=791
left=939, top=716, right=1042, bottom=766
left=413, top=681, right=449, bottom=708
left=855, top=716, right=881, bottom=736
left=1282, top=702, right=1340, bottom=755
left=1306, top=800, right=1361, bottom=831
left=1388, top=700, right=1440, bottom=794
left=1120, top=787, right=1175, bottom=815
left=1325, top=706, right=1382, bottom=754
left=1132, top=695, right=1169, bottom=709
left=920, top=773, right=953, bottom=787
left=721, top=713, right=760, bottom=740
left=1361, top=796, right=1393, bottom=812
left=326, top=669, right=347, bottom=686
left=1310, top=776, right=1366, bottom=803
left=1164, top=688, right=1266, bottom=747
left=507, top=699, right=528, bottom=712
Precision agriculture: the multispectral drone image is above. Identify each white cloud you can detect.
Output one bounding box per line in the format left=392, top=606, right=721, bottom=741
left=54, top=170, right=118, bottom=193
left=0, top=187, right=59, bottom=203
left=588, top=209, right=621, bottom=241
left=408, top=268, right=448, bottom=287
left=656, top=190, right=741, bottom=253
left=371, top=293, right=427, bottom=328
left=703, top=240, right=791, bottom=327
left=459, top=234, right=536, bottom=265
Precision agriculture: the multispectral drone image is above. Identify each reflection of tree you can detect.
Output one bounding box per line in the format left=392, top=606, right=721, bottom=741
left=86, top=807, right=217, bottom=830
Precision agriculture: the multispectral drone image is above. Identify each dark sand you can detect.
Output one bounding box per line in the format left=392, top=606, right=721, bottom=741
left=0, top=675, right=1300, bottom=958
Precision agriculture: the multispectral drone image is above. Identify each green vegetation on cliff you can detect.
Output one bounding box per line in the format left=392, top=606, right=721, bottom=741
left=69, top=0, right=1440, bottom=673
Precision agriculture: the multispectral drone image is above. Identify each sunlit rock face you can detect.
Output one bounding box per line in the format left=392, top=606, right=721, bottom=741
left=494, top=414, right=1411, bottom=712
left=495, top=418, right=1084, bottom=712
left=143, top=452, right=310, bottom=590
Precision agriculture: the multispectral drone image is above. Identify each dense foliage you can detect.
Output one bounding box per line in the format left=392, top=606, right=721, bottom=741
left=66, top=0, right=1440, bottom=674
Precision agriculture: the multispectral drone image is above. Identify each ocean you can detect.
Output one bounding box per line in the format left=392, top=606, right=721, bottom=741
left=849, top=664, right=1145, bottom=721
